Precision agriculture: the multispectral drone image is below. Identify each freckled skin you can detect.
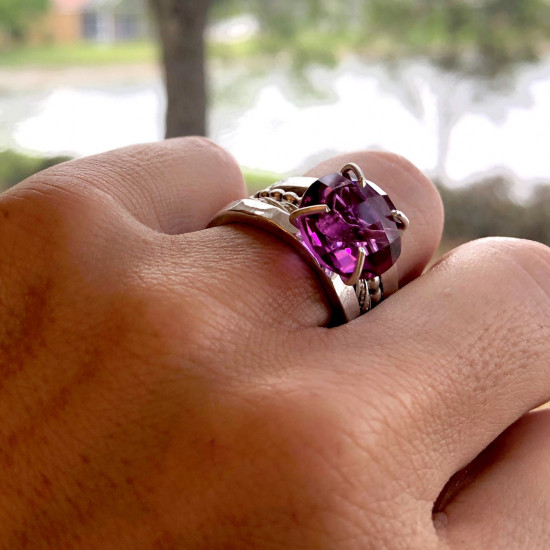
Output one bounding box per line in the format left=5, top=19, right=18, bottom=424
left=1, top=139, right=549, bottom=549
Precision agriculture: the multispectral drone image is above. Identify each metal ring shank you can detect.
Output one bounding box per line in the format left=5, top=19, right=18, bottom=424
left=208, top=195, right=361, bottom=325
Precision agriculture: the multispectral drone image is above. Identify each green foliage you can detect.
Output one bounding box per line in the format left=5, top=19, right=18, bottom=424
left=208, top=0, right=550, bottom=76
left=254, top=0, right=360, bottom=68
left=529, top=186, right=550, bottom=245
left=0, top=41, right=158, bottom=67
left=0, top=150, right=71, bottom=191
left=242, top=167, right=284, bottom=192
left=210, top=0, right=354, bottom=70
left=0, top=0, right=49, bottom=40
left=210, top=0, right=253, bottom=21
left=366, top=0, right=550, bottom=75
left=438, top=176, right=550, bottom=246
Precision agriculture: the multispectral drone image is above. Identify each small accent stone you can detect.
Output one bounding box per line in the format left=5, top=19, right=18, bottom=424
left=296, top=172, right=401, bottom=279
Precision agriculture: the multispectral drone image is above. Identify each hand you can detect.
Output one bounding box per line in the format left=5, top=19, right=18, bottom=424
left=1, top=138, right=549, bottom=549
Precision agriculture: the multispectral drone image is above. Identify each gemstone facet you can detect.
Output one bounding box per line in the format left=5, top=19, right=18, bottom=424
left=296, top=173, right=401, bottom=280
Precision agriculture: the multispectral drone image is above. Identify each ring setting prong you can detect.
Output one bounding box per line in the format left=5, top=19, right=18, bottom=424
left=340, top=162, right=367, bottom=188
left=289, top=204, right=331, bottom=227
left=391, top=209, right=410, bottom=232
left=342, top=246, right=367, bottom=287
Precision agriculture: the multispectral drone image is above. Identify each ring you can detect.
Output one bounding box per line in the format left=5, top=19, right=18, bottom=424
left=208, top=163, right=409, bottom=326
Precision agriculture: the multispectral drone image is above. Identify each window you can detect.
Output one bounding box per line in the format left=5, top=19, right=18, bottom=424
left=82, top=12, right=99, bottom=41
left=115, top=14, right=140, bottom=41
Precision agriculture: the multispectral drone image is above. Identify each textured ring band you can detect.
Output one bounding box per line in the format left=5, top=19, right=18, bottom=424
left=208, top=163, right=409, bottom=326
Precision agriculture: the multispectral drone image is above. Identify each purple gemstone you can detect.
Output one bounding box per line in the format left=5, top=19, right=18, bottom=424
left=296, top=173, right=401, bottom=279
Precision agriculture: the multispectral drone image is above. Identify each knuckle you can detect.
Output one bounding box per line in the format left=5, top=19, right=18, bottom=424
left=175, top=134, right=232, bottom=160
left=0, top=177, right=130, bottom=318
left=462, top=237, right=550, bottom=297
left=433, top=237, right=550, bottom=402
left=7, top=165, right=112, bottom=226
left=170, top=135, right=245, bottom=191
left=2, top=179, right=108, bottom=269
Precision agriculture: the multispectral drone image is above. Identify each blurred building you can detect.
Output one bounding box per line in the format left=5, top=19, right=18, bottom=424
left=31, top=0, right=150, bottom=44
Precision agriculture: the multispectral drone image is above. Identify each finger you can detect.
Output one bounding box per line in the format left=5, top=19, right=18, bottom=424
left=174, top=151, right=443, bottom=330
left=7, top=137, right=246, bottom=235
left=434, top=410, right=550, bottom=549
left=329, top=237, right=550, bottom=498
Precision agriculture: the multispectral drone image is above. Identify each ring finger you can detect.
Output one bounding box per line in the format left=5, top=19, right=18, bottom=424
left=158, top=150, right=444, bottom=330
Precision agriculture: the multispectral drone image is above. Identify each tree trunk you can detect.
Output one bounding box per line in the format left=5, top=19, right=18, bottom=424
left=149, top=0, right=211, bottom=138
left=434, top=73, right=463, bottom=185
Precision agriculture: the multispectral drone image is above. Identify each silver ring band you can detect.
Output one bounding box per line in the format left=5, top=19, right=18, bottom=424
left=208, top=175, right=388, bottom=325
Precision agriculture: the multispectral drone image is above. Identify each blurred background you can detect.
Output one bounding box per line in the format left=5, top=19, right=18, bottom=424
left=1, top=0, right=550, bottom=250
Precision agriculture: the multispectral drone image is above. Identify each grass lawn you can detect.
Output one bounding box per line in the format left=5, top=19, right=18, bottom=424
left=0, top=41, right=159, bottom=67
left=242, top=167, right=284, bottom=193
left=0, top=32, right=446, bottom=69
left=0, top=39, right=273, bottom=68
left=0, top=32, right=378, bottom=69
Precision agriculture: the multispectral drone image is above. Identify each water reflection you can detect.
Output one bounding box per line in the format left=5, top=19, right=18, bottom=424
left=11, top=85, right=164, bottom=156
left=2, top=57, right=549, bottom=191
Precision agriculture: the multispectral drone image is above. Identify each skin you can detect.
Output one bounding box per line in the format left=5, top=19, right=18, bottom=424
left=0, top=137, right=549, bottom=549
